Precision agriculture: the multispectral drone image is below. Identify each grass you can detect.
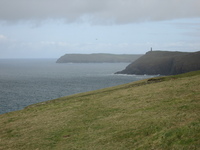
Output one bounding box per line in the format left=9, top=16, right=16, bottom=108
left=0, top=70, right=200, bottom=150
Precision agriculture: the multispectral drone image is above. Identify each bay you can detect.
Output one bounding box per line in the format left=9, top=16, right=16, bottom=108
left=0, top=59, right=154, bottom=114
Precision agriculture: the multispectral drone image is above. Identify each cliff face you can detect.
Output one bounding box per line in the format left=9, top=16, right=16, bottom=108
left=115, top=51, right=200, bottom=75
left=56, top=53, right=142, bottom=63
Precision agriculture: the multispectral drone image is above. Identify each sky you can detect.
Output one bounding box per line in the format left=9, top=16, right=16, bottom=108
left=0, top=0, right=200, bottom=58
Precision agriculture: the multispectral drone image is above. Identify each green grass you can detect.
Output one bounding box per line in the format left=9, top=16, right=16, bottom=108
left=0, top=70, right=200, bottom=150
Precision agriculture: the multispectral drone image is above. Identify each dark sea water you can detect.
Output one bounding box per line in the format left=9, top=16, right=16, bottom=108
left=0, top=59, right=154, bottom=114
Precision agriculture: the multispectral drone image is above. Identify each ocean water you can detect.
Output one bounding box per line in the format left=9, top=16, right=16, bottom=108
left=0, top=59, right=154, bottom=114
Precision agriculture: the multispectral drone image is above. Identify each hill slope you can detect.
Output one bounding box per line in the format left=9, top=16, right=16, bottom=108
left=56, top=53, right=142, bottom=63
left=0, top=71, right=200, bottom=150
left=116, top=51, right=200, bottom=75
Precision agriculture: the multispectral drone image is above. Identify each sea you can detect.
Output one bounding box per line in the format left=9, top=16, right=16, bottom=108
left=0, top=59, right=154, bottom=114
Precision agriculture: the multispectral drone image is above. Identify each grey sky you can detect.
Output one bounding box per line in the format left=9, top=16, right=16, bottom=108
left=0, top=0, right=200, bottom=58
left=1, top=0, right=200, bottom=24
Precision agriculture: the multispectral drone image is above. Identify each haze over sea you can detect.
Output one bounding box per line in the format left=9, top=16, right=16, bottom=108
left=0, top=59, right=154, bottom=114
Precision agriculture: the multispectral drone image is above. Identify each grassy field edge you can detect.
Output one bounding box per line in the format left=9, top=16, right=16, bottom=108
left=0, top=70, right=200, bottom=150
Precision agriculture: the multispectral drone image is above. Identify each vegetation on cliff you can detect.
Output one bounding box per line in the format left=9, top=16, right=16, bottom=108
left=116, top=51, right=200, bottom=75
left=56, top=53, right=142, bottom=63
left=0, top=70, right=200, bottom=149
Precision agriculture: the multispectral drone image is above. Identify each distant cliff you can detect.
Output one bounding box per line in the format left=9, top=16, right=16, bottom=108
left=115, top=51, right=200, bottom=75
left=56, top=53, right=142, bottom=63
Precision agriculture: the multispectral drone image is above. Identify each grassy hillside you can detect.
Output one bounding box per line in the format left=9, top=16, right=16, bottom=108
left=0, top=71, right=200, bottom=150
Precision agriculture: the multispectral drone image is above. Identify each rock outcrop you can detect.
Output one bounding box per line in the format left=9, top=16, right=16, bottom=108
left=115, top=51, right=200, bottom=75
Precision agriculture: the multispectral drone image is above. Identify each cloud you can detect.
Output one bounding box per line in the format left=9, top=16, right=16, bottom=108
left=0, top=34, right=7, bottom=40
left=0, top=0, right=200, bottom=24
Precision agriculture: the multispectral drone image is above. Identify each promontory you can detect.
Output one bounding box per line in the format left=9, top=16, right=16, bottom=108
left=115, top=50, right=200, bottom=75
left=56, top=53, right=142, bottom=63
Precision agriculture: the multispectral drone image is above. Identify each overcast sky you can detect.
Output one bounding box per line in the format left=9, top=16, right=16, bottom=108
left=0, top=0, right=200, bottom=58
